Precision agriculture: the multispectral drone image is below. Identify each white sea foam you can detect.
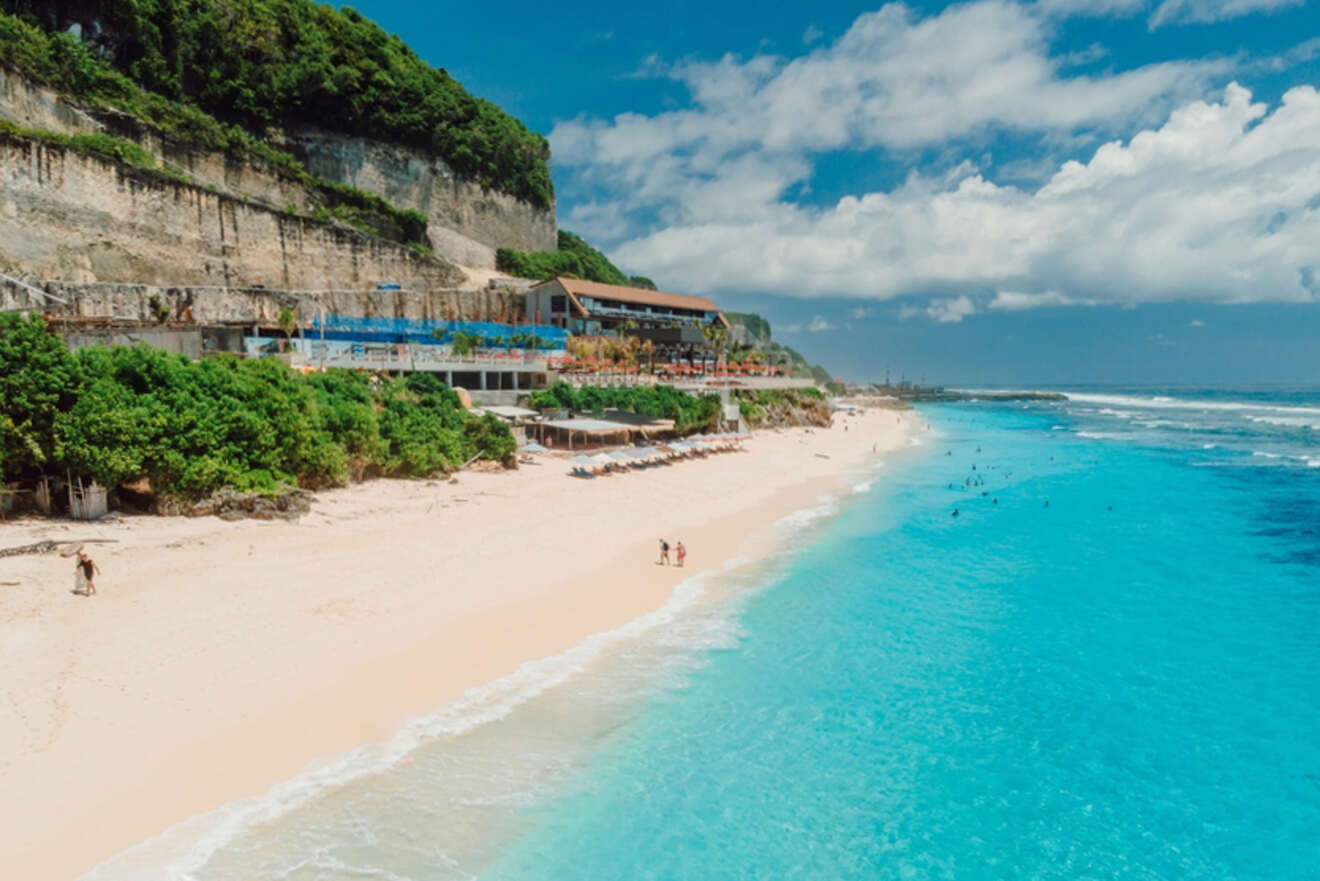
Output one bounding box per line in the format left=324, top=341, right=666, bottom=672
left=84, top=571, right=737, bottom=881
left=1252, top=451, right=1282, bottom=459
left=1064, top=392, right=1320, bottom=416
left=1246, top=415, right=1320, bottom=429
left=84, top=488, right=854, bottom=881
left=1076, top=431, right=1133, bottom=441
left=774, top=497, right=839, bottom=533
left=1137, top=419, right=1200, bottom=430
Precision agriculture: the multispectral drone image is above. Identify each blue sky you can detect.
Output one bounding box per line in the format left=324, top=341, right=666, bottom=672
left=353, top=0, right=1319, bottom=385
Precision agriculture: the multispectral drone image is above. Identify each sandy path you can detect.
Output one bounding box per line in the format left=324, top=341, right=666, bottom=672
left=0, top=407, right=918, bottom=878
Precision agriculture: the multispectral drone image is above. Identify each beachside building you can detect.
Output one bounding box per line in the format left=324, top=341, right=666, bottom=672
left=525, top=278, right=730, bottom=351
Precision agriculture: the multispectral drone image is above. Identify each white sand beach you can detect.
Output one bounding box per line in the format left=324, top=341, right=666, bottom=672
left=0, top=406, right=918, bottom=879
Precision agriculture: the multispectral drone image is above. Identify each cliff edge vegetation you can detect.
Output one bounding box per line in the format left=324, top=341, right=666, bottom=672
left=496, top=231, right=638, bottom=286
left=0, top=0, right=552, bottom=208
left=725, top=311, right=841, bottom=390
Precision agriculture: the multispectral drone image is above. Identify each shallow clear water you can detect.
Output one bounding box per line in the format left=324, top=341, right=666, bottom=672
left=88, top=391, right=1320, bottom=880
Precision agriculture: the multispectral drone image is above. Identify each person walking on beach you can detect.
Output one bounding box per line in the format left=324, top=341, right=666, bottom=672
left=75, top=551, right=100, bottom=596
left=676, top=542, right=686, bottom=568
left=658, top=538, right=670, bottom=565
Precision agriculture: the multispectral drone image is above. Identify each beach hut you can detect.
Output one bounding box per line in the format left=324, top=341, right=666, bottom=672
left=534, top=417, right=635, bottom=451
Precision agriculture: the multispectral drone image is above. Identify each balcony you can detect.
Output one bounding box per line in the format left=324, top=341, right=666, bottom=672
left=631, top=326, right=710, bottom=345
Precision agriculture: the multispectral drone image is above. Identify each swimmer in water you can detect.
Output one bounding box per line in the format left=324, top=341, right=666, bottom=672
left=952, top=508, right=959, bottom=517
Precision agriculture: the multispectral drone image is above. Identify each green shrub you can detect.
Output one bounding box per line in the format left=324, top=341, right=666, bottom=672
left=734, top=389, right=829, bottom=428
left=496, top=230, right=633, bottom=285
left=0, top=313, right=82, bottom=481
left=0, top=314, right=516, bottom=499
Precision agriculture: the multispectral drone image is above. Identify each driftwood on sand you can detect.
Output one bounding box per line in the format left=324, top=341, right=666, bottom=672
left=0, top=539, right=119, bottom=559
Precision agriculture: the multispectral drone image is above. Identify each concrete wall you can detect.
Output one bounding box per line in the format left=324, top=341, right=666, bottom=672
left=525, top=279, right=570, bottom=326
left=289, top=130, right=557, bottom=267
left=0, top=133, right=466, bottom=290
left=63, top=326, right=204, bottom=358
left=0, top=65, right=555, bottom=270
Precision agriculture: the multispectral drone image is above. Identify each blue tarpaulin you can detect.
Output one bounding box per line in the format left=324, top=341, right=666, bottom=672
left=309, top=315, right=568, bottom=349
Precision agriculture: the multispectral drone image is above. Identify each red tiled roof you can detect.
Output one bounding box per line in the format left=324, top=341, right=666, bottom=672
left=535, top=277, right=720, bottom=314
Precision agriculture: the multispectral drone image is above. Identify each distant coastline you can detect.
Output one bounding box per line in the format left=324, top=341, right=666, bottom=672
left=875, top=385, right=1068, bottom=403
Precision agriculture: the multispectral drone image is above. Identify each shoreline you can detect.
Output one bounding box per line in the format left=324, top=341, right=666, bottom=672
left=1, top=407, right=920, bottom=879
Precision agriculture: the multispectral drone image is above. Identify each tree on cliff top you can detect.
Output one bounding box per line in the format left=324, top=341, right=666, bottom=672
left=0, top=0, right=553, bottom=208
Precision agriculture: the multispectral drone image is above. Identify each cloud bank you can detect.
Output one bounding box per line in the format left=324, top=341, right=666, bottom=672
left=551, top=2, right=1320, bottom=310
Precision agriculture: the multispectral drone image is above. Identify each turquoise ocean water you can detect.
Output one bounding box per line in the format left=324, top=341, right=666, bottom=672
left=88, top=390, right=1320, bottom=880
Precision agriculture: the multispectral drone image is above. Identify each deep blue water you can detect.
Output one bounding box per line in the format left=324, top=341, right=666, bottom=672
left=88, top=390, right=1320, bottom=881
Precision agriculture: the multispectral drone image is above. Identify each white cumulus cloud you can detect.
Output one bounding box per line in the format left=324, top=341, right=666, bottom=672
left=551, top=2, right=1320, bottom=312
left=1149, top=0, right=1306, bottom=28
left=552, top=0, right=1225, bottom=242
left=926, top=296, right=979, bottom=323
left=569, top=79, right=1320, bottom=309
left=989, top=290, right=1098, bottom=309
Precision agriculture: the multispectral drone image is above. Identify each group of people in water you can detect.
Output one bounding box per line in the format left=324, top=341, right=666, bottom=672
left=658, top=538, right=686, bottom=567
left=946, top=447, right=1112, bottom=517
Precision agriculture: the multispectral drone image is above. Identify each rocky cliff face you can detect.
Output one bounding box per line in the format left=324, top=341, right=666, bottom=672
left=289, top=131, right=557, bottom=268
left=0, top=66, right=555, bottom=276
left=0, top=133, right=464, bottom=290
left=0, top=277, right=526, bottom=328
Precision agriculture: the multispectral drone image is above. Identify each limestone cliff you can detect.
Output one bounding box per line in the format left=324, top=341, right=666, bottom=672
left=0, top=131, right=464, bottom=290
left=289, top=130, right=556, bottom=267
left=0, top=65, right=555, bottom=281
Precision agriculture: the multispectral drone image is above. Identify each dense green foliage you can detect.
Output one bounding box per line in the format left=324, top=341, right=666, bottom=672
left=734, top=388, right=829, bottom=429
left=0, top=315, right=516, bottom=498
left=311, top=180, right=429, bottom=245
left=628, top=275, right=657, bottom=290
left=0, top=1, right=552, bottom=207
left=0, top=11, right=438, bottom=246
left=496, top=230, right=632, bottom=286
left=725, top=311, right=772, bottom=345
left=0, top=10, right=311, bottom=176
left=725, top=310, right=840, bottom=386
left=526, top=382, right=720, bottom=435
left=0, top=313, right=81, bottom=482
